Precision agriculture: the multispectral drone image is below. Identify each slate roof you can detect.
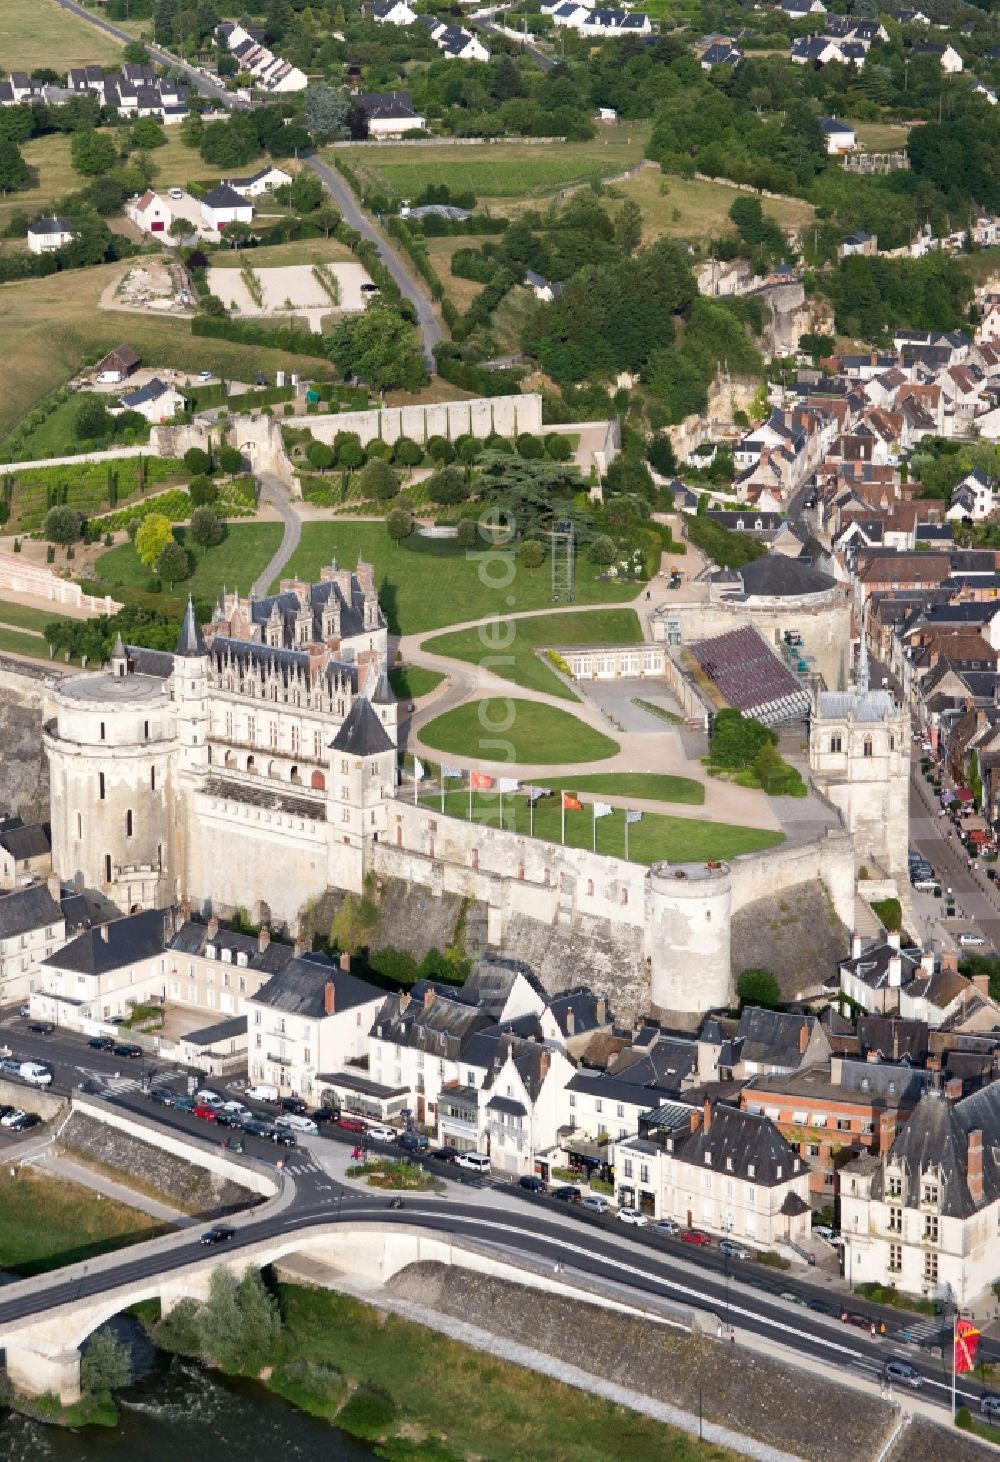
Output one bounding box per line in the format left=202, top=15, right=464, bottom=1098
left=840, top=939, right=923, bottom=990
left=356, top=90, right=418, bottom=119
left=0, top=883, right=63, bottom=940
left=201, top=183, right=249, bottom=209
left=735, top=1007, right=824, bottom=1069
left=750, top=1059, right=928, bottom=1107
left=736, top=555, right=837, bottom=597
left=28, top=217, right=74, bottom=235
left=0, top=821, right=51, bottom=862
left=678, top=1104, right=805, bottom=1185
left=176, top=597, right=207, bottom=657
left=372, top=986, right=493, bottom=1059
left=461, top=953, right=543, bottom=1014
left=874, top=1085, right=1000, bottom=1217
left=251, top=951, right=383, bottom=1017
left=181, top=1015, right=248, bottom=1046
left=44, top=908, right=168, bottom=974
left=170, top=919, right=295, bottom=976
left=330, top=696, right=394, bottom=756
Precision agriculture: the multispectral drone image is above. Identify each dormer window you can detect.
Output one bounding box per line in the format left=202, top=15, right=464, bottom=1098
left=205, top=944, right=216, bottom=960
left=703, top=1151, right=711, bottom=1164
left=221, top=947, right=233, bottom=963
left=747, top=1163, right=755, bottom=1178
left=236, top=951, right=248, bottom=968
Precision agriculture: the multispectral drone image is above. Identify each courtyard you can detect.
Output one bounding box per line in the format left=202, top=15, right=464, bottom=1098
left=205, top=262, right=372, bottom=332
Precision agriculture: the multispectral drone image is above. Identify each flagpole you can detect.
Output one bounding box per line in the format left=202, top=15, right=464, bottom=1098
left=561, top=790, right=565, bottom=846
left=440, top=766, right=445, bottom=815
left=468, top=771, right=472, bottom=823
left=625, top=813, right=629, bottom=862
left=530, top=791, right=534, bottom=839
left=500, top=785, right=504, bottom=830
left=413, top=761, right=417, bottom=806
left=952, top=1310, right=958, bottom=1422
left=592, top=802, right=596, bottom=853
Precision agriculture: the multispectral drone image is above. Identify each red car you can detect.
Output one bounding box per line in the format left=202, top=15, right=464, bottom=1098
left=680, top=1229, right=712, bottom=1246
left=193, top=1103, right=218, bottom=1122
left=338, top=1116, right=366, bottom=1133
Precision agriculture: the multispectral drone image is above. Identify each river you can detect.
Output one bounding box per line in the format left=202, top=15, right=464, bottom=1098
left=0, top=1320, right=374, bottom=1462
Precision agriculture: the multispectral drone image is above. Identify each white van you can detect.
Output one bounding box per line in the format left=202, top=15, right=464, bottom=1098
left=19, top=1062, right=52, bottom=1086
left=455, top=1152, right=491, bottom=1173
left=275, top=1114, right=318, bottom=1135
left=246, top=1083, right=279, bottom=1103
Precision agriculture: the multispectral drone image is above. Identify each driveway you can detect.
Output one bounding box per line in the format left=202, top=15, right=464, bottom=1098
left=303, top=151, right=442, bottom=370
left=253, top=475, right=302, bottom=597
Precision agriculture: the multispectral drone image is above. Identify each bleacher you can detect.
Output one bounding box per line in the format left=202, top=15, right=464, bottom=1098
left=688, top=626, right=812, bottom=726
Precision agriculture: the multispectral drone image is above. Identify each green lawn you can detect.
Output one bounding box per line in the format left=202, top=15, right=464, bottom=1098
left=4, top=0, right=122, bottom=69
left=389, top=665, right=445, bottom=699
left=94, top=523, right=283, bottom=604
left=281, top=523, right=639, bottom=636
left=423, top=608, right=643, bottom=701
left=420, top=787, right=777, bottom=863
left=0, top=598, right=74, bottom=634
left=3, top=392, right=149, bottom=463
left=0, top=133, right=79, bottom=233
left=333, top=130, right=650, bottom=202
left=0, top=626, right=56, bottom=660
left=420, top=698, right=619, bottom=764
left=4, top=457, right=184, bottom=533
left=0, top=1168, right=167, bottom=1276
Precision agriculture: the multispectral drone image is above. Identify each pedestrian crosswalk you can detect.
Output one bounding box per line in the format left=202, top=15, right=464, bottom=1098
left=896, top=1316, right=945, bottom=1347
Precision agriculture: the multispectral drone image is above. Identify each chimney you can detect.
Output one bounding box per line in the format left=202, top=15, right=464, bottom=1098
left=799, top=1022, right=809, bottom=1055
left=888, top=955, right=903, bottom=988
left=596, top=995, right=607, bottom=1025
left=47, top=872, right=60, bottom=902
left=340, top=951, right=351, bottom=973
left=399, top=990, right=411, bottom=1011
left=971, top=973, right=990, bottom=998
left=830, top=1055, right=843, bottom=1084
left=945, top=1076, right=963, bottom=1102
left=852, top=932, right=863, bottom=959
left=100, top=923, right=110, bottom=943
left=703, top=1097, right=712, bottom=1132
left=921, top=950, right=935, bottom=978
left=423, top=987, right=435, bottom=1011
left=207, top=914, right=219, bottom=940
left=258, top=926, right=270, bottom=954
left=539, top=1049, right=550, bottom=1080
left=968, top=1129, right=984, bottom=1205
left=940, top=951, right=959, bottom=975
left=926, top=1055, right=942, bottom=1072
left=690, top=1106, right=701, bottom=1134
left=324, top=980, right=336, bottom=1017
left=887, top=931, right=902, bottom=951
left=878, top=1109, right=897, bottom=1152
left=566, top=1007, right=575, bottom=1036
left=294, top=937, right=305, bottom=957
left=867, top=1048, right=880, bottom=1063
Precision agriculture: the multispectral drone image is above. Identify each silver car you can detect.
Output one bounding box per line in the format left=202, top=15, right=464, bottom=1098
left=580, top=1195, right=608, bottom=1214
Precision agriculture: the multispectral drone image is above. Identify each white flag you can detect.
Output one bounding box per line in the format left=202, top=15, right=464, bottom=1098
left=593, top=802, right=614, bottom=819
left=626, top=809, right=643, bottom=824
left=442, top=764, right=464, bottom=778
left=528, top=785, right=550, bottom=802
left=499, top=777, right=520, bottom=794
left=413, top=757, right=425, bottom=781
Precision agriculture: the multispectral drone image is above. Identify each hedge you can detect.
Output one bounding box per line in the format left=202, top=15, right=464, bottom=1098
left=191, top=315, right=330, bottom=358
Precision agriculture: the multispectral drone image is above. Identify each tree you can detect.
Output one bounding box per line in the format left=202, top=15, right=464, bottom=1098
left=81, top=1329, right=133, bottom=1396
left=337, top=439, right=365, bottom=470
left=710, top=709, right=775, bottom=769
left=135, top=512, right=174, bottom=569
left=588, top=534, right=616, bottom=566
left=426, top=435, right=454, bottom=465
left=544, top=433, right=572, bottom=462
left=516, top=433, right=544, bottom=460
left=326, top=307, right=426, bottom=395
left=290, top=170, right=323, bottom=214
left=386, top=505, right=413, bottom=546
left=392, top=436, right=422, bottom=467
left=313, top=204, right=340, bottom=239
left=646, top=432, right=677, bottom=476
left=156, top=539, right=190, bottom=586
left=190, top=506, right=225, bottom=547
left=131, top=117, right=166, bottom=150
left=519, top=538, right=544, bottom=573
left=615, top=198, right=643, bottom=255
left=424, top=466, right=468, bottom=505
left=306, top=439, right=335, bottom=472
left=188, top=474, right=218, bottom=507
left=456, top=517, right=478, bottom=549
left=43, top=506, right=83, bottom=544
left=357, top=458, right=400, bottom=502
left=75, top=395, right=112, bottom=442
left=217, top=444, right=242, bottom=477
left=184, top=447, right=212, bottom=476
left=122, top=40, right=150, bottom=65
left=70, top=128, right=118, bottom=178
left=0, top=140, right=30, bottom=193
left=737, top=969, right=781, bottom=1010
left=304, top=82, right=352, bottom=143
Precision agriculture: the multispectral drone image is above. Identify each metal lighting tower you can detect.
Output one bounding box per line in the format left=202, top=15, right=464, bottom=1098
left=550, top=520, right=575, bottom=604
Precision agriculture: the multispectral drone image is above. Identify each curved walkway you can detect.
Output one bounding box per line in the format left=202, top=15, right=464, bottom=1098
left=252, top=474, right=302, bottom=597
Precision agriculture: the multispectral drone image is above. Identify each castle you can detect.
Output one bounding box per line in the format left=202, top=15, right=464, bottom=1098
left=43, top=570, right=902, bottom=1020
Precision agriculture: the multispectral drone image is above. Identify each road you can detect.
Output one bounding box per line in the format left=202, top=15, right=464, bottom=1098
left=252, top=473, right=301, bottom=597
left=53, top=0, right=238, bottom=108
left=302, top=151, right=443, bottom=370
left=469, top=17, right=554, bottom=70
left=0, top=1017, right=995, bottom=1418
left=910, top=752, right=1000, bottom=950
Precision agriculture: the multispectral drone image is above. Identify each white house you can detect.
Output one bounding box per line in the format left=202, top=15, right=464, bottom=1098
left=119, top=377, right=185, bottom=424
left=373, top=0, right=418, bottom=22
left=356, top=91, right=426, bottom=139
left=26, top=216, right=76, bottom=254
left=127, top=190, right=172, bottom=236
left=841, top=1084, right=1000, bottom=1306
left=913, top=41, right=963, bottom=73
left=200, top=183, right=254, bottom=235
left=246, top=952, right=386, bottom=1100
left=0, top=877, right=75, bottom=1005
left=224, top=165, right=293, bottom=198
left=437, top=26, right=490, bottom=59
left=791, top=36, right=843, bottom=65
left=947, top=467, right=996, bottom=522
left=819, top=116, right=856, bottom=154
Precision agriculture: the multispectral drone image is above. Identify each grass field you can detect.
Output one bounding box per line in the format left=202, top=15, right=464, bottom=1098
left=279, top=522, right=640, bottom=636
left=270, top=1284, right=733, bottom=1461
left=4, top=0, right=123, bottom=69
left=424, top=235, right=489, bottom=313
left=0, top=1167, right=167, bottom=1276
left=421, top=766, right=705, bottom=806
left=95, top=523, right=283, bottom=603
left=609, top=168, right=816, bottom=244
left=0, top=134, right=80, bottom=232
left=419, top=698, right=619, bottom=764
left=389, top=665, right=445, bottom=699
left=5, top=391, right=151, bottom=462
left=209, top=236, right=356, bottom=267
left=420, top=787, right=778, bottom=862
left=332, top=130, right=650, bottom=202
left=0, top=598, right=73, bottom=633
left=0, top=263, right=335, bottom=443
left=850, top=121, right=914, bottom=152
left=423, top=608, right=643, bottom=701
left=0, top=626, right=57, bottom=660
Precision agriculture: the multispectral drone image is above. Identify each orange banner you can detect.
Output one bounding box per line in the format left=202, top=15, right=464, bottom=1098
left=562, top=793, right=582, bottom=811
left=955, top=1318, right=981, bottom=1375
left=471, top=772, right=493, bottom=790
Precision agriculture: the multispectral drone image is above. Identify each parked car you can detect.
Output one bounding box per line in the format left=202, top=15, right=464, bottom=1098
left=19, top=1062, right=51, bottom=1086
left=429, top=1146, right=459, bottom=1163
left=215, top=1111, right=244, bottom=1128
left=338, top=1116, right=367, bottom=1133
left=17, top=1006, right=29, bottom=1017
left=551, top=1185, right=582, bottom=1203
left=812, top=1225, right=836, bottom=1242
left=0, top=1109, right=26, bottom=1128
left=8, top=1112, right=39, bottom=1133
left=113, top=1043, right=143, bottom=1058
left=200, top=1225, right=236, bottom=1246
left=88, top=1036, right=115, bottom=1051
left=650, top=1218, right=679, bottom=1235
left=278, top=1096, right=307, bottom=1115
left=980, top=1394, right=1000, bottom=1421
left=364, top=1124, right=397, bottom=1143
left=193, top=1103, right=218, bottom=1122
left=310, top=1108, right=338, bottom=1124
left=270, top=1127, right=296, bottom=1147
left=960, top=932, right=987, bottom=947
left=454, top=1151, right=490, bottom=1173
left=220, top=1100, right=248, bottom=1115
left=398, top=1131, right=430, bottom=1153
left=616, top=1207, right=647, bottom=1227
left=518, top=1175, right=546, bottom=1193
left=148, top=1087, right=174, bottom=1106
left=241, top=1118, right=271, bottom=1139
left=28, top=1022, right=53, bottom=1035
left=680, top=1229, right=712, bottom=1246
left=840, top=1310, right=872, bottom=1328
left=245, top=1084, right=279, bottom=1103
left=275, top=1114, right=317, bottom=1135
left=719, top=1238, right=750, bottom=1260
left=194, top=1090, right=223, bottom=1106
left=581, top=1195, right=608, bottom=1214
left=883, top=1360, right=922, bottom=1389
left=174, top=1096, right=197, bottom=1113
left=0, top=1058, right=20, bottom=1076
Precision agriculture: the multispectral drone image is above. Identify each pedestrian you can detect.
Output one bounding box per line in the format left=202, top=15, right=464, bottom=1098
left=645, top=589, right=651, bottom=601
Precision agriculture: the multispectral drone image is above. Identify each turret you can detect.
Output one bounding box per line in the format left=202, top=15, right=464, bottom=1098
left=327, top=695, right=396, bottom=893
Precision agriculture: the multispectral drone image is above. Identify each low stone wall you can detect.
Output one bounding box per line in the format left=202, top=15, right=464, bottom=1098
left=60, top=1106, right=269, bottom=1214
left=0, top=1079, right=65, bottom=1121
left=388, top=1262, right=897, bottom=1462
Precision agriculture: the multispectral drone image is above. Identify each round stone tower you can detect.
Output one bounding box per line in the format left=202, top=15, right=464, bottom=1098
left=646, top=860, right=733, bottom=1022
left=44, top=640, right=176, bottom=911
